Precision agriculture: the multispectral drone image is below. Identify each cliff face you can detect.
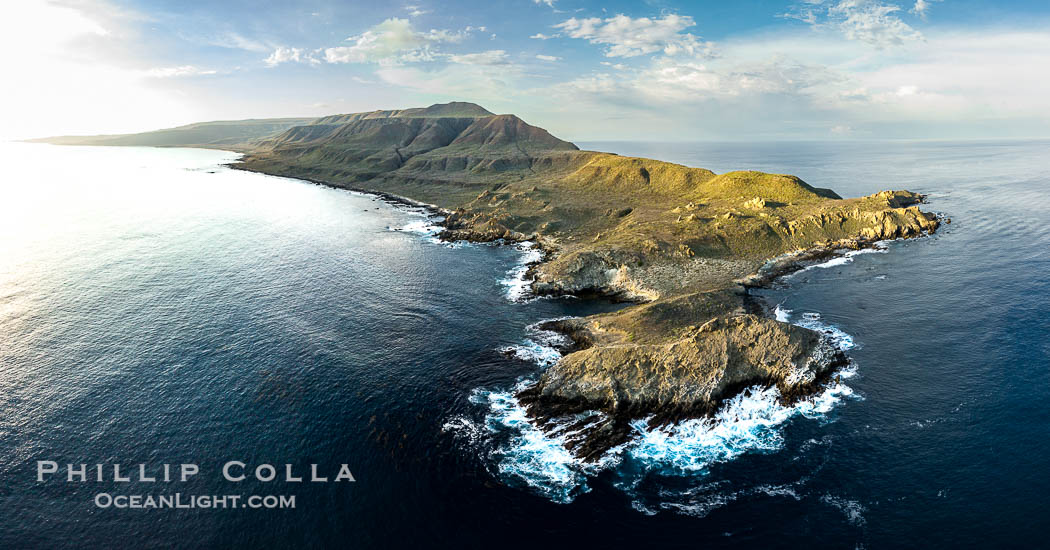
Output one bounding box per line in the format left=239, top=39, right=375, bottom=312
left=34, top=102, right=941, bottom=460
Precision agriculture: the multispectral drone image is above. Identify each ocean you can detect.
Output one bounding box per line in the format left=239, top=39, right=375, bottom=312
left=1, top=139, right=1048, bottom=548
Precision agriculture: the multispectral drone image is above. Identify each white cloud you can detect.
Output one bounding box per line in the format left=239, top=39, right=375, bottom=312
left=786, top=0, right=924, bottom=49
left=910, top=0, right=937, bottom=20
left=143, top=65, right=218, bottom=78
left=322, top=18, right=467, bottom=65
left=448, top=50, right=510, bottom=65
left=539, top=26, right=1050, bottom=139
left=536, top=54, right=561, bottom=62
left=530, top=32, right=556, bottom=40
left=557, top=54, right=844, bottom=105
left=534, top=0, right=556, bottom=7
left=553, top=14, right=715, bottom=58
left=895, top=84, right=919, bottom=96
left=264, top=47, right=317, bottom=66
left=375, top=62, right=521, bottom=99
left=207, top=32, right=270, bottom=53
left=404, top=5, right=429, bottom=17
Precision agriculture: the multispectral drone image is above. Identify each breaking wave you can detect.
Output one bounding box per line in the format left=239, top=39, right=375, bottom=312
left=468, top=383, right=621, bottom=504
left=499, top=242, right=543, bottom=302
left=388, top=213, right=444, bottom=245
left=455, top=305, right=861, bottom=510
left=792, top=243, right=889, bottom=274
left=774, top=305, right=856, bottom=351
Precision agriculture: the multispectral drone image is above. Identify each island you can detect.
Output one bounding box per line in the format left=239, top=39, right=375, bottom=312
left=32, top=102, right=939, bottom=459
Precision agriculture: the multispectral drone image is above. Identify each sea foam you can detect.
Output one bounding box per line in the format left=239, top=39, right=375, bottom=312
left=499, top=242, right=543, bottom=302
left=464, top=305, right=861, bottom=508
left=791, top=243, right=889, bottom=275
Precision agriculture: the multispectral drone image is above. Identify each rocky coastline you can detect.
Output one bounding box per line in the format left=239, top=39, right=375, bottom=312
left=38, top=101, right=942, bottom=462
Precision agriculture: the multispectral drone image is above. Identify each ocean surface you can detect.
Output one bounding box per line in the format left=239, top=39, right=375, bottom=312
left=1, top=139, right=1048, bottom=548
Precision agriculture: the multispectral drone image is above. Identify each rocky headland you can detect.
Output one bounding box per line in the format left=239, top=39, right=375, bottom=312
left=34, top=102, right=940, bottom=459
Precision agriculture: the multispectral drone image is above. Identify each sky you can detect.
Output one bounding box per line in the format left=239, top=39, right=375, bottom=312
left=4, top=0, right=1050, bottom=141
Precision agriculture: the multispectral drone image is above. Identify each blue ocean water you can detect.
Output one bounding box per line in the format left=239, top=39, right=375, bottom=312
left=1, top=139, right=1048, bottom=547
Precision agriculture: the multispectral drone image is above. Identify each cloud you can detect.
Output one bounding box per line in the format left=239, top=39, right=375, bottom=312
left=910, top=0, right=939, bottom=20
left=448, top=50, right=510, bottom=65
left=556, top=54, right=845, bottom=106
left=786, top=1, right=924, bottom=49
left=536, top=54, right=561, bottom=62
left=375, top=61, right=522, bottom=99
left=536, top=25, right=1050, bottom=140
left=404, top=5, right=429, bottom=17
left=530, top=32, right=556, bottom=40
left=895, top=84, right=918, bottom=96
left=321, top=17, right=467, bottom=64
left=553, top=14, right=715, bottom=58
left=534, top=0, right=556, bottom=7
left=264, top=47, right=317, bottom=66
left=206, top=32, right=270, bottom=53
left=143, top=65, right=218, bottom=78
left=267, top=18, right=506, bottom=69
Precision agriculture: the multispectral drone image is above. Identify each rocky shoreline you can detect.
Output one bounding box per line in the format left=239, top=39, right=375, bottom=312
left=236, top=159, right=940, bottom=463
left=41, top=102, right=942, bottom=463
left=505, top=196, right=939, bottom=460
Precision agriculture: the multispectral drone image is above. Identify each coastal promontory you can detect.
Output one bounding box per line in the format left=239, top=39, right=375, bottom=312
left=33, top=102, right=939, bottom=457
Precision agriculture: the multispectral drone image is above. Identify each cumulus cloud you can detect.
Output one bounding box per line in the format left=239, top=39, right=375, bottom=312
left=266, top=18, right=516, bottom=70
left=786, top=0, right=924, bottom=48
left=264, top=47, right=317, bottom=66
left=536, top=54, right=561, bottom=62
left=534, top=0, right=556, bottom=7
left=557, top=54, right=845, bottom=106
left=530, top=32, right=555, bottom=40
left=910, top=0, right=940, bottom=20
left=553, top=14, right=716, bottom=58
left=321, top=18, right=467, bottom=64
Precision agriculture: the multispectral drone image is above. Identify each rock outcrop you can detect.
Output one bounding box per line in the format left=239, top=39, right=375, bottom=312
left=34, top=102, right=941, bottom=461
left=518, top=315, right=847, bottom=459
